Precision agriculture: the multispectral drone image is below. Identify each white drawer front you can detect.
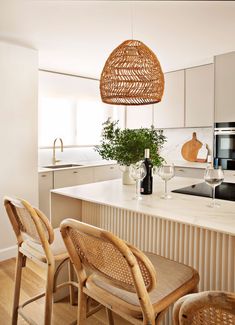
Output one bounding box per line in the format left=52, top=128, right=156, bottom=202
left=93, top=164, right=121, bottom=182
left=54, top=167, right=93, bottom=188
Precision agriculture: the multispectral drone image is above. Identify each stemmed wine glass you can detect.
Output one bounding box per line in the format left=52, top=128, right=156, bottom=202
left=129, top=161, right=147, bottom=200
left=156, top=163, right=175, bottom=199
left=204, top=165, right=224, bottom=207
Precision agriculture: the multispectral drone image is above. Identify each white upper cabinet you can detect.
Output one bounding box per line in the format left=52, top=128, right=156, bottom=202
left=185, top=64, right=214, bottom=127
left=153, top=70, right=184, bottom=128
left=126, top=105, right=153, bottom=129
left=215, top=52, right=235, bottom=122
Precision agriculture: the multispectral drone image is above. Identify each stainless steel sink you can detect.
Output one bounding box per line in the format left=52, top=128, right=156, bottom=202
left=43, top=164, right=83, bottom=169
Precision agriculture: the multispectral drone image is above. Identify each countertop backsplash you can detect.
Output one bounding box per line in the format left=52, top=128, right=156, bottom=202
left=160, top=127, right=213, bottom=163
left=38, top=128, right=213, bottom=168
left=38, top=146, right=103, bottom=166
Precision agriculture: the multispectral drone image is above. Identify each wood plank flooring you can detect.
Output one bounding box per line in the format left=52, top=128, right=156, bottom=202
left=0, top=258, right=131, bottom=325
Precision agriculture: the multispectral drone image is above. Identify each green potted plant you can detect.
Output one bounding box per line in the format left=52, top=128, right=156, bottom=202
left=95, top=119, right=166, bottom=184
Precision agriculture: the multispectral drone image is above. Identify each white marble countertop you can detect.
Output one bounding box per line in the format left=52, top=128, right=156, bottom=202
left=51, top=177, right=235, bottom=236
left=38, top=160, right=207, bottom=173
left=38, top=160, right=117, bottom=173
left=168, top=160, right=208, bottom=169
left=39, top=159, right=207, bottom=173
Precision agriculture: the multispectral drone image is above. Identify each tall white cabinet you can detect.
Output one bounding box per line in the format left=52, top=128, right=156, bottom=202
left=0, top=42, right=38, bottom=260
left=215, top=51, right=235, bottom=122
left=185, top=64, right=214, bottom=127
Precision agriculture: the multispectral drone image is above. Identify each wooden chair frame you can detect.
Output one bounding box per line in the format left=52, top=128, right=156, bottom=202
left=4, top=196, right=76, bottom=325
left=173, top=291, right=235, bottom=325
left=60, top=218, right=199, bottom=325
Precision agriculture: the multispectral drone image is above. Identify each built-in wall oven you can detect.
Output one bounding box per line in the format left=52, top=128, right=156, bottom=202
left=214, top=122, right=235, bottom=170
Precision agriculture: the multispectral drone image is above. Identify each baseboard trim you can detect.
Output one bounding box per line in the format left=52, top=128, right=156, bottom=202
left=0, top=245, right=17, bottom=261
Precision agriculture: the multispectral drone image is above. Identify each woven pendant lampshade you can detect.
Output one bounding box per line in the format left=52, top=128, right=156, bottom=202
left=100, top=39, right=164, bottom=106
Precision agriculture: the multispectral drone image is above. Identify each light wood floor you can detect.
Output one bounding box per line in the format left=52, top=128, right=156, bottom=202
left=0, top=258, right=131, bottom=325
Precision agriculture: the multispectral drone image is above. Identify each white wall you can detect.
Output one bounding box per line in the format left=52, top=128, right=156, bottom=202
left=0, top=41, right=38, bottom=260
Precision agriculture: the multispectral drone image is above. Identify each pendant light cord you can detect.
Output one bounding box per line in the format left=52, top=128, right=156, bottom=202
left=130, top=1, right=134, bottom=40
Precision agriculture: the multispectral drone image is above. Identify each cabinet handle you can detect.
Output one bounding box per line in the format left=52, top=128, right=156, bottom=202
left=110, top=167, right=114, bottom=169
left=41, top=174, right=47, bottom=177
left=178, top=169, right=185, bottom=172
left=73, top=171, right=78, bottom=174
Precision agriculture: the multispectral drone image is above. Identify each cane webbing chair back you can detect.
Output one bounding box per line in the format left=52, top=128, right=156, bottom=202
left=4, top=197, right=75, bottom=325
left=61, top=219, right=200, bottom=325
left=4, top=197, right=54, bottom=245
left=174, top=291, right=235, bottom=325
left=61, top=219, right=157, bottom=293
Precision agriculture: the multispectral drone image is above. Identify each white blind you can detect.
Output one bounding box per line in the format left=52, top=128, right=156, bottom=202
left=38, top=71, right=125, bottom=147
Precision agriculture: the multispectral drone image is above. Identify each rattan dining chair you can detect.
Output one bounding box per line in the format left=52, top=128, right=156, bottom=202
left=60, top=218, right=200, bottom=325
left=4, top=196, right=76, bottom=325
left=173, top=291, right=235, bottom=325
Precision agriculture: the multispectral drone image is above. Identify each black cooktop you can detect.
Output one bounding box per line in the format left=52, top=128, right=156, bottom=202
left=172, top=182, right=235, bottom=202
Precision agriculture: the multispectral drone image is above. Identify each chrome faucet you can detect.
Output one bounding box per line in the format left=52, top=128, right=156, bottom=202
left=52, top=138, right=63, bottom=165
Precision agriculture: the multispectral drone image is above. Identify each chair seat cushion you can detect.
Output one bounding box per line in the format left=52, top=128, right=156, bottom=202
left=21, top=228, right=68, bottom=262
left=85, top=252, right=199, bottom=318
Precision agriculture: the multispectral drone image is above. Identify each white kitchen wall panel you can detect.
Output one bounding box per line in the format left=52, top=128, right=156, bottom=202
left=126, top=105, right=153, bottom=129
left=0, top=41, right=38, bottom=260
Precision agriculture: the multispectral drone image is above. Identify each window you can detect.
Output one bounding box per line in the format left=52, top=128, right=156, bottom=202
left=76, top=99, right=112, bottom=145
left=38, top=71, right=125, bottom=147
left=39, top=97, right=76, bottom=146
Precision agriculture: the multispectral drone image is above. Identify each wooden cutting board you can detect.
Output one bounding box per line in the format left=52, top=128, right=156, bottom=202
left=181, top=132, right=202, bottom=162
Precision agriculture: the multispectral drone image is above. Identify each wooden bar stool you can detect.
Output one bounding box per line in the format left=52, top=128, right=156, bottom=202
left=60, top=219, right=200, bottom=325
left=173, top=291, right=235, bottom=325
left=4, top=197, right=76, bottom=325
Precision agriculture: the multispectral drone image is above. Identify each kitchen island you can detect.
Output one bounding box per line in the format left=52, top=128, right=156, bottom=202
left=51, top=177, right=234, bottom=323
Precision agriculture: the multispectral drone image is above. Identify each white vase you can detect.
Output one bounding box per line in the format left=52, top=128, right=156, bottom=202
left=121, top=166, right=135, bottom=185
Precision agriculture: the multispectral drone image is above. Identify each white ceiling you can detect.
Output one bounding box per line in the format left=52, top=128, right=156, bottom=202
left=1, top=1, right=235, bottom=79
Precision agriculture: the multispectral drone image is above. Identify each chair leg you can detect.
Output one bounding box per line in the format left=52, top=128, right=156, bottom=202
left=77, top=289, right=87, bottom=325
left=44, top=263, right=55, bottom=325
left=22, top=255, right=27, bottom=267
left=155, top=308, right=168, bottom=325
left=173, top=301, right=183, bottom=325
left=12, top=251, right=24, bottom=325
left=191, top=285, right=198, bottom=293
left=68, top=260, right=76, bottom=305
left=106, top=308, right=114, bottom=325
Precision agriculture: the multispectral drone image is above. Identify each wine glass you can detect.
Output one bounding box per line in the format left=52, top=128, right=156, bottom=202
left=204, top=166, right=224, bottom=207
left=157, top=163, right=175, bottom=199
left=129, top=161, right=147, bottom=200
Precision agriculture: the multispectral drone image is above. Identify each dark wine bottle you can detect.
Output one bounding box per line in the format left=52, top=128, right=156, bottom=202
left=141, top=149, right=153, bottom=195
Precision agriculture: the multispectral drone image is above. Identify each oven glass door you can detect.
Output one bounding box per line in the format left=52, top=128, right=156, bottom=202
left=215, top=134, right=235, bottom=159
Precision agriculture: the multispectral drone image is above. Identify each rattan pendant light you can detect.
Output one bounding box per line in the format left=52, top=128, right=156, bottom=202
left=100, top=39, right=164, bottom=106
